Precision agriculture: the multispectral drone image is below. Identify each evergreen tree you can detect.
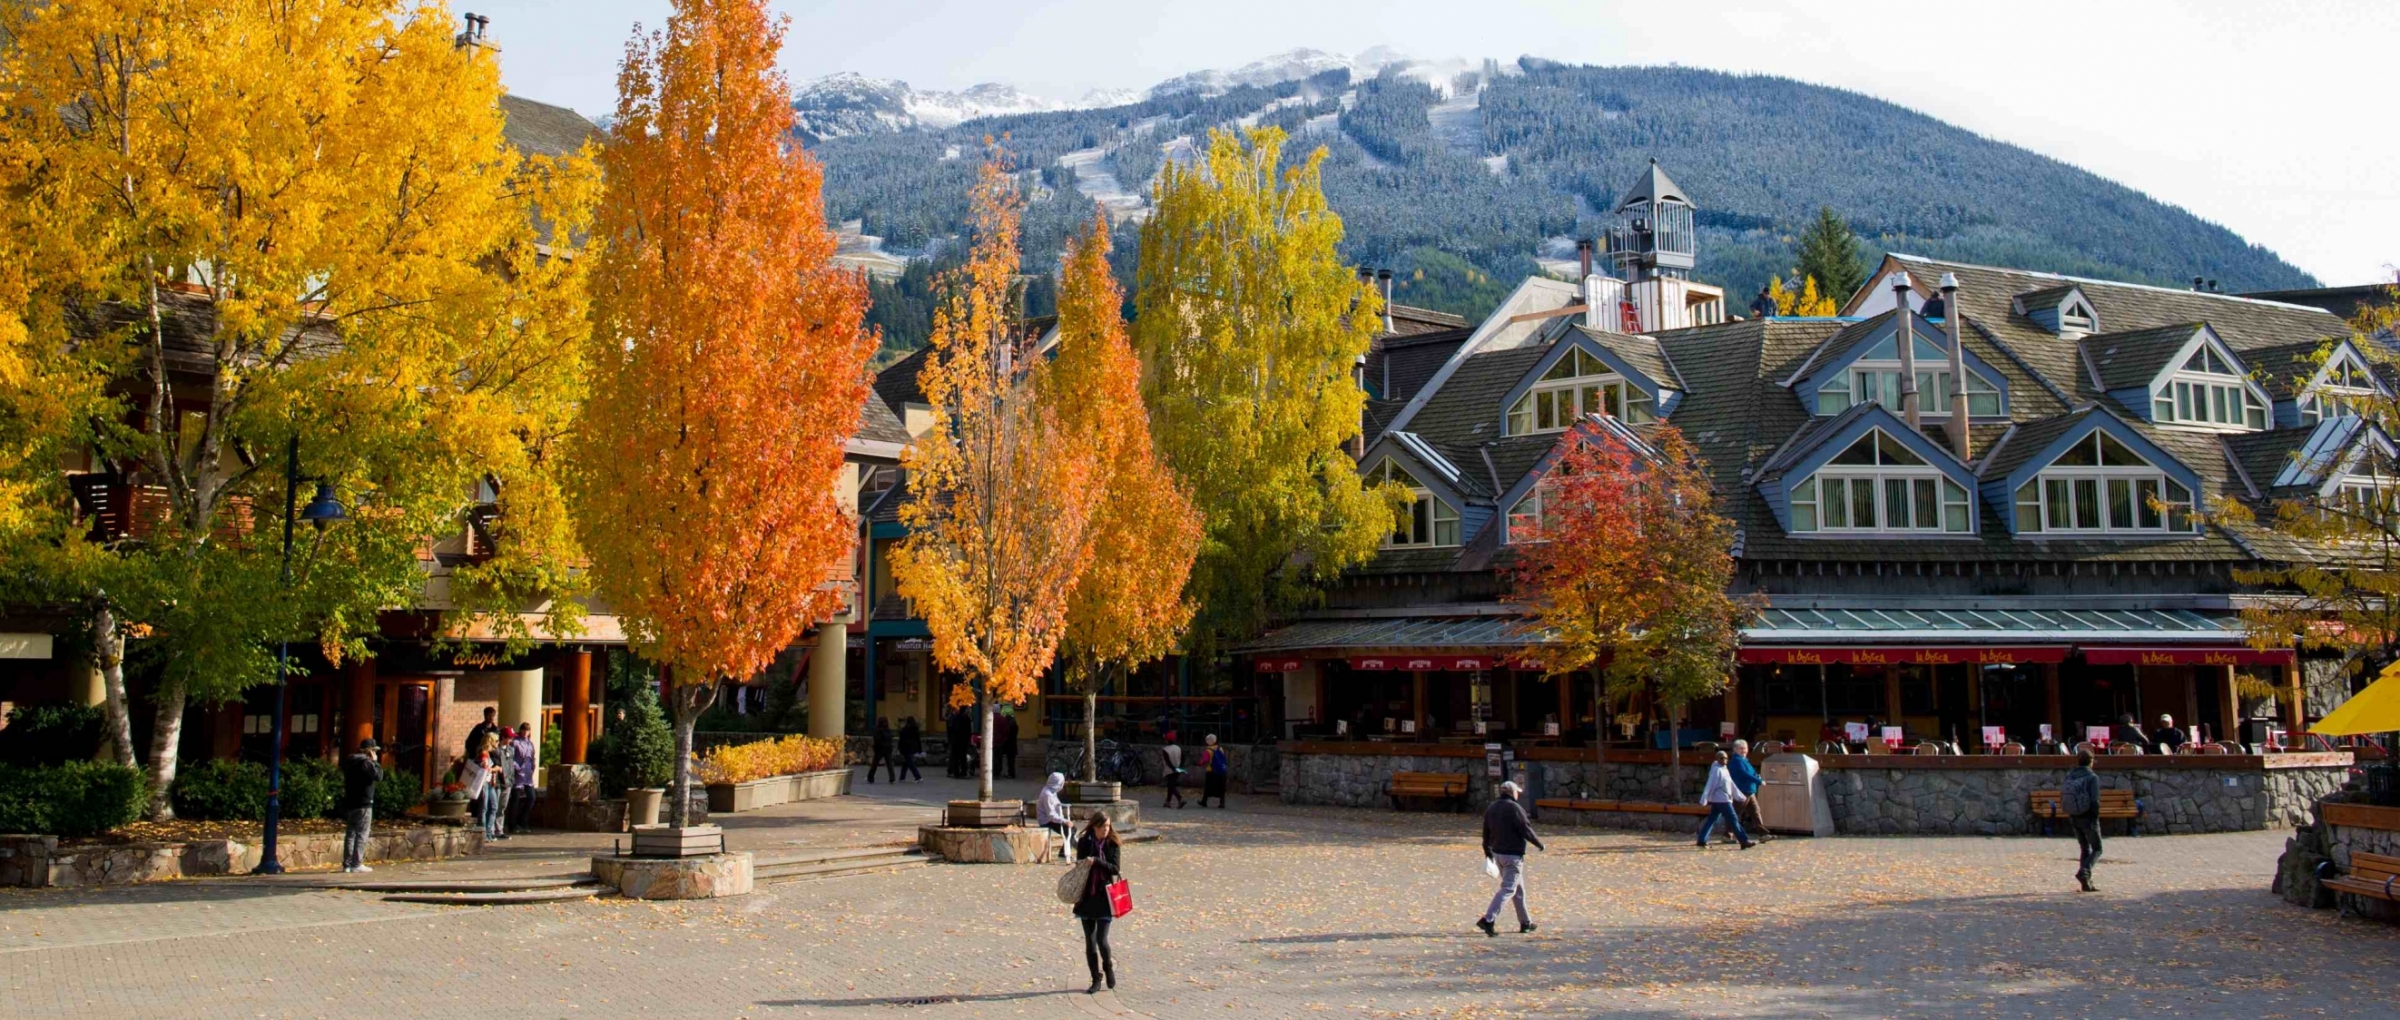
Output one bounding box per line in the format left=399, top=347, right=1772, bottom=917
left=1795, top=207, right=1867, bottom=307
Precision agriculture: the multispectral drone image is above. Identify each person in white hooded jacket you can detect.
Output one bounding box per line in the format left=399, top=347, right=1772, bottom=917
left=1035, top=772, right=1072, bottom=859
left=1694, top=751, right=1754, bottom=850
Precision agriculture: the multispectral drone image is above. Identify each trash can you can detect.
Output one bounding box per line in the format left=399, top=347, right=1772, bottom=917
left=1757, top=752, right=1834, bottom=836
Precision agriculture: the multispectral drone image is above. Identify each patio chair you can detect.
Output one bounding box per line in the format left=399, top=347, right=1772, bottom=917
left=2110, top=742, right=2145, bottom=755
left=1911, top=742, right=1942, bottom=755
left=2000, top=742, right=2026, bottom=755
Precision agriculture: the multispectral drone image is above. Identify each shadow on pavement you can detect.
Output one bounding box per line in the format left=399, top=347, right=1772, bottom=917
left=757, top=989, right=1073, bottom=1008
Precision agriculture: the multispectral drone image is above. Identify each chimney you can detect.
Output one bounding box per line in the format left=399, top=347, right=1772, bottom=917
left=1576, top=238, right=1593, bottom=281
left=2193, top=276, right=2205, bottom=292
left=1351, top=352, right=1369, bottom=458
left=1891, top=271, right=1920, bottom=430
left=456, top=13, right=497, bottom=50
left=2207, top=279, right=2220, bottom=294
left=1941, top=272, right=1972, bottom=462
left=1376, top=269, right=1394, bottom=333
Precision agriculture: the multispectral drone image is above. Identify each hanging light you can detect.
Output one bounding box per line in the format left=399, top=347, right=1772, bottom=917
left=300, top=482, right=347, bottom=530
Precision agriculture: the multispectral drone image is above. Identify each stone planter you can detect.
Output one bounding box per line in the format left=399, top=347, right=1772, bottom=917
left=591, top=850, right=753, bottom=899
left=1063, top=780, right=1120, bottom=804
left=919, top=824, right=1049, bottom=864
left=426, top=797, right=469, bottom=821
left=625, top=788, right=665, bottom=827
left=946, top=799, right=1023, bottom=828
left=704, top=768, right=852, bottom=813
left=1068, top=799, right=1140, bottom=833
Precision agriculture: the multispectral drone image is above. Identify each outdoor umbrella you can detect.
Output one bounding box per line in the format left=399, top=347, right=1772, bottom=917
left=2311, top=664, right=2400, bottom=735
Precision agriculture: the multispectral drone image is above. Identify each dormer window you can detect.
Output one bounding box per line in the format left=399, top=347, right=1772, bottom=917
left=2010, top=432, right=2196, bottom=534
left=2300, top=355, right=2378, bottom=425
left=1505, top=348, right=1653, bottom=435
left=1367, top=459, right=1459, bottom=548
left=1506, top=480, right=1556, bottom=543
left=2152, top=345, right=2266, bottom=430
left=1786, top=430, right=1972, bottom=534
left=1813, top=332, right=2001, bottom=418
left=2059, top=298, right=2097, bottom=338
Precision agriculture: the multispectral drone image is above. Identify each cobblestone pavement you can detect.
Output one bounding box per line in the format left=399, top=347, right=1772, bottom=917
left=2, top=771, right=2396, bottom=1019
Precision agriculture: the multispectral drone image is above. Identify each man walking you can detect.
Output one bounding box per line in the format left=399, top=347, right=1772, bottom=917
left=1476, top=780, right=1544, bottom=936
left=1725, top=739, right=1767, bottom=842
left=339, top=738, right=382, bottom=874
left=995, top=709, right=1019, bottom=779
left=946, top=707, right=972, bottom=778
left=897, top=716, right=925, bottom=781
left=1695, top=750, right=1754, bottom=850
left=2065, top=748, right=2103, bottom=892
left=869, top=717, right=895, bottom=783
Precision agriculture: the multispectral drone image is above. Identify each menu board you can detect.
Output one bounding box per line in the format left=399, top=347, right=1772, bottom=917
left=1982, top=726, right=2005, bottom=747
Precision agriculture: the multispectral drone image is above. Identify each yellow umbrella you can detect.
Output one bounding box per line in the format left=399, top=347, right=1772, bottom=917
left=2312, top=663, right=2400, bottom=735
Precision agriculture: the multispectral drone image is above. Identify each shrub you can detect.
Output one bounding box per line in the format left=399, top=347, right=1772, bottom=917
left=279, top=757, right=338, bottom=820
left=374, top=767, right=424, bottom=818
left=171, top=760, right=268, bottom=821
left=593, top=689, right=674, bottom=794
left=0, top=704, right=105, bottom=766
left=697, top=733, right=842, bottom=785
left=0, top=761, right=149, bottom=836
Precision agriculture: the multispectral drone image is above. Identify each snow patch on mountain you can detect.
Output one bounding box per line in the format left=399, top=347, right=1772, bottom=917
left=791, top=72, right=1097, bottom=142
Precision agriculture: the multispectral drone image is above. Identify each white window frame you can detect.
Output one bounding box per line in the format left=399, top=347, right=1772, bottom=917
left=1787, top=431, right=1973, bottom=535
left=2299, top=353, right=2378, bottom=425
left=1506, top=480, right=1558, bottom=543
left=2010, top=432, right=2197, bottom=535
left=1813, top=333, right=2001, bottom=418
left=2150, top=343, right=2266, bottom=431
left=1505, top=347, right=1654, bottom=435
left=1368, top=460, right=1460, bottom=548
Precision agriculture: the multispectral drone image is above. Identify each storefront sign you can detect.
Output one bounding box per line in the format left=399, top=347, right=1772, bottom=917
left=1253, top=657, right=1307, bottom=673
left=1737, top=646, right=2068, bottom=665
left=1348, top=655, right=1496, bottom=671
left=2078, top=646, right=2295, bottom=666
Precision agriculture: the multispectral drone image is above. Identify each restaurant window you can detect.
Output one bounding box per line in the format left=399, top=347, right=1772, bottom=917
left=1367, top=459, right=1459, bottom=548
left=1813, top=332, right=2002, bottom=418
left=1787, top=429, right=1971, bottom=534
left=2151, top=343, right=2265, bottom=430
left=2011, top=431, right=2196, bottom=534
left=1505, top=347, right=1653, bottom=435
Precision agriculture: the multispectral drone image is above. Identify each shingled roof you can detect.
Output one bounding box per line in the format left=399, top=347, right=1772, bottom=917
left=2079, top=323, right=2205, bottom=391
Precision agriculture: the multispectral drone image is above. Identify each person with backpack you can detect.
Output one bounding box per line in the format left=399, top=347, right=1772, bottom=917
left=1198, top=734, right=1229, bottom=808
left=2064, top=748, right=2104, bottom=892
left=338, top=738, right=382, bottom=874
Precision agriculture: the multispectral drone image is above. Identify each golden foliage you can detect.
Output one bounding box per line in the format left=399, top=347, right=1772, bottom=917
left=696, top=732, right=842, bottom=784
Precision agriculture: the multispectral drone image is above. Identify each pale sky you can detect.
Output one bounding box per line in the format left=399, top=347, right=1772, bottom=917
left=469, top=0, right=2399, bottom=287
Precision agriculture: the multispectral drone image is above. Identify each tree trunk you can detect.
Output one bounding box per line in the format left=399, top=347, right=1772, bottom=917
left=145, top=677, right=187, bottom=821
left=1083, top=689, right=1099, bottom=783
left=666, top=679, right=715, bottom=829
left=92, top=603, right=135, bottom=768
left=1668, top=701, right=1685, bottom=801
left=977, top=686, right=996, bottom=803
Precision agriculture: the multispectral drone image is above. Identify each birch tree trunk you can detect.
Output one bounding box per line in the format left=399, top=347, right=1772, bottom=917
left=145, top=677, right=187, bottom=821
left=666, top=680, right=715, bottom=829
left=92, top=603, right=135, bottom=768
left=1083, top=689, right=1099, bottom=783
left=977, top=689, right=996, bottom=803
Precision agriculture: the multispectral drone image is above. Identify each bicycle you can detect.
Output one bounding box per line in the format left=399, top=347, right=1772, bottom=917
left=1074, top=739, right=1148, bottom=787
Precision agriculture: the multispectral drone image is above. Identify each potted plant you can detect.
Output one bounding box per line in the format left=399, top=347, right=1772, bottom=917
left=596, top=689, right=676, bottom=827
left=425, top=757, right=470, bottom=821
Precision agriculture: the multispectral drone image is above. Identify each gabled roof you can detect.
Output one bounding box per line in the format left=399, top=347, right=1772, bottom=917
left=2078, top=323, right=2208, bottom=391
left=1571, top=325, right=1684, bottom=392
left=2013, top=284, right=2084, bottom=312
left=874, top=345, right=932, bottom=418
left=1753, top=401, right=1975, bottom=490
left=499, top=95, right=600, bottom=159
left=1378, top=276, right=1583, bottom=441
left=1614, top=158, right=1688, bottom=211
left=853, top=390, right=910, bottom=448
left=2223, top=426, right=2322, bottom=497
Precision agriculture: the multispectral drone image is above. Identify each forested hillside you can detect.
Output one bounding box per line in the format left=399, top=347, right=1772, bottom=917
left=809, top=60, right=2315, bottom=357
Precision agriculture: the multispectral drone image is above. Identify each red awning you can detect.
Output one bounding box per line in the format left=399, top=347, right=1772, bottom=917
left=1737, top=646, right=2069, bottom=666
left=1348, top=654, right=1499, bottom=672
left=2078, top=646, right=2294, bottom=666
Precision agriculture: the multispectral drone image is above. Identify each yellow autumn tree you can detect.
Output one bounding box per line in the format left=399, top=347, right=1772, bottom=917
left=0, top=0, right=599, bottom=815
left=1045, top=215, right=1202, bottom=783
left=892, top=160, right=1104, bottom=805
left=573, top=0, right=874, bottom=827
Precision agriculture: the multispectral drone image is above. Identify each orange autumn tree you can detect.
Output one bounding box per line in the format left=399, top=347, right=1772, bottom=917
left=572, top=0, right=872, bottom=827
left=1507, top=418, right=1754, bottom=795
left=892, top=161, right=1103, bottom=805
left=1046, top=215, right=1202, bottom=784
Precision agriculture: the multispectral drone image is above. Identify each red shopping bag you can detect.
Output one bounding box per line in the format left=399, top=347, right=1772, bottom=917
left=1105, top=879, right=1133, bottom=918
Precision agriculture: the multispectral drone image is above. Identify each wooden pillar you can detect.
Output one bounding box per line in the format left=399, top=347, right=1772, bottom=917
left=1883, top=668, right=1903, bottom=729
left=1966, top=665, right=1984, bottom=734
left=561, top=650, right=592, bottom=765
left=1411, top=671, right=1427, bottom=738
left=1556, top=673, right=1572, bottom=733
left=344, top=657, right=376, bottom=754
left=2285, top=662, right=2306, bottom=737
left=1722, top=686, right=1740, bottom=740
left=2043, top=662, right=2063, bottom=742
left=2216, top=665, right=2240, bottom=747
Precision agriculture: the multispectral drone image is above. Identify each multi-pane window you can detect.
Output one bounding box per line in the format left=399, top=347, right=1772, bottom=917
left=2011, top=431, right=2196, bottom=534
left=1787, top=430, right=1972, bottom=534
left=1505, top=348, right=1654, bottom=435
left=2152, top=345, right=2266, bottom=430
left=2299, top=356, right=2377, bottom=425
left=1506, top=482, right=1555, bottom=543
left=1814, top=333, right=2002, bottom=417
left=1368, top=460, right=1460, bottom=548
left=2331, top=477, right=2396, bottom=518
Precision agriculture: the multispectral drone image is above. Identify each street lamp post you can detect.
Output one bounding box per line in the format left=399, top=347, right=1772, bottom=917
left=255, top=436, right=347, bottom=875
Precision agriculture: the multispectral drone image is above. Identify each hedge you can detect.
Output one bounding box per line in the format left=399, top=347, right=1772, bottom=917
left=170, top=759, right=338, bottom=822
left=0, top=761, right=149, bottom=836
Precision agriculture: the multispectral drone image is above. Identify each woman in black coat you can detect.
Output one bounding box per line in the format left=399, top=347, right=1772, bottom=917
left=1071, top=813, right=1123, bottom=993
left=896, top=718, right=925, bottom=781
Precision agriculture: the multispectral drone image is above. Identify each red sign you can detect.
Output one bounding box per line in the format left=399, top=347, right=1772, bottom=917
left=1348, top=655, right=1492, bottom=672
left=2079, top=647, right=2295, bottom=667
left=1737, top=646, right=2068, bottom=666
left=1253, top=658, right=1306, bottom=673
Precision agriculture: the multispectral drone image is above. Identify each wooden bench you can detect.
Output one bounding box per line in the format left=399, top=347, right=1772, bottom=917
left=1385, top=771, right=1470, bottom=812
left=2029, top=788, right=2142, bottom=837
left=2320, top=851, right=2400, bottom=917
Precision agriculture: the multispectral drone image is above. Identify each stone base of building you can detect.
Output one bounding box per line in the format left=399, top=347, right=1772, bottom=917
left=918, top=824, right=1051, bottom=864
left=0, top=824, right=482, bottom=888
left=1067, top=799, right=1139, bottom=833
left=591, top=851, right=754, bottom=899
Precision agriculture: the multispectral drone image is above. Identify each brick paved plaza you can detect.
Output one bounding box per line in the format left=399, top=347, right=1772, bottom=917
left=2, top=774, right=2395, bottom=1019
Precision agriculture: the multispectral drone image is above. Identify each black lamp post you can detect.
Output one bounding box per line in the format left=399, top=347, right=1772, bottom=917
left=254, top=436, right=347, bottom=875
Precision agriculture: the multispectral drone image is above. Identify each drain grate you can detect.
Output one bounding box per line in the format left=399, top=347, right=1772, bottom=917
left=895, top=995, right=960, bottom=1007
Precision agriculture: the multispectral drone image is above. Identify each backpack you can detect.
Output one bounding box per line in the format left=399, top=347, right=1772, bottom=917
left=2060, top=772, right=2096, bottom=816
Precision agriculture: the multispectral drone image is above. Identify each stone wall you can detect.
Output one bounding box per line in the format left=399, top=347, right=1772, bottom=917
left=1279, top=746, right=2348, bottom=836
left=0, top=824, right=481, bottom=888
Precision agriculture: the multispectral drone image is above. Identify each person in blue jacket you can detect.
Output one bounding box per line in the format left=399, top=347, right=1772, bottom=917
left=1724, top=739, right=1767, bottom=842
